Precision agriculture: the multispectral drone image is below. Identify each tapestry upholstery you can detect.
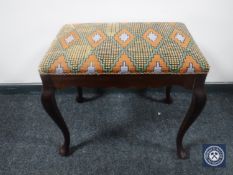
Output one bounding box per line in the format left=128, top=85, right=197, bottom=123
left=39, top=22, right=209, bottom=75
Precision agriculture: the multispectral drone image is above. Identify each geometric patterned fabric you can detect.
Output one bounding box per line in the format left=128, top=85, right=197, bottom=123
left=39, top=22, right=209, bottom=75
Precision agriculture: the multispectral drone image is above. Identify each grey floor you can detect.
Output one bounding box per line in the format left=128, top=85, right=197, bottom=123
left=0, top=87, right=233, bottom=175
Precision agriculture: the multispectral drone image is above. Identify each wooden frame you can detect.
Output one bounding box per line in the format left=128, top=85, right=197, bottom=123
left=41, top=74, right=207, bottom=159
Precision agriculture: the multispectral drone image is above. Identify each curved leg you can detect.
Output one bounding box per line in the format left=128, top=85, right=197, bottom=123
left=41, top=86, right=70, bottom=156
left=76, top=87, right=84, bottom=103
left=164, top=86, right=173, bottom=104
left=176, top=76, right=207, bottom=159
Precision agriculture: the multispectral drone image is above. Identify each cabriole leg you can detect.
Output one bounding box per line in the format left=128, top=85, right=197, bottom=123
left=176, top=76, right=207, bottom=159
left=41, top=85, right=70, bottom=156
left=76, top=87, right=84, bottom=103
left=164, top=86, right=173, bottom=104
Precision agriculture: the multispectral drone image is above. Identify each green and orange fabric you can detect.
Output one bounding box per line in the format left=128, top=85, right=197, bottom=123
left=39, top=22, right=209, bottom=75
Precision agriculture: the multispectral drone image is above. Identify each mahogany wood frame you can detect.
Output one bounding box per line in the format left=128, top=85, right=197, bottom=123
left=41, top=73, right=207, bottom=159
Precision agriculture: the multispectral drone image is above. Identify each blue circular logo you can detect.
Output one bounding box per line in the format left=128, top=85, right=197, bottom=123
left=204, top=146, right=225, bottom=167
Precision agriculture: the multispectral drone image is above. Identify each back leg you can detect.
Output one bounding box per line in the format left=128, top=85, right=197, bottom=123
left=164, top=86, right=173, bottom=104
left=76, top=87, right=84, bottom=103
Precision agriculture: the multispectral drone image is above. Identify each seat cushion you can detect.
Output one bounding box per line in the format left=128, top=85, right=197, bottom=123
left=39, top=22, right=209, bottom=75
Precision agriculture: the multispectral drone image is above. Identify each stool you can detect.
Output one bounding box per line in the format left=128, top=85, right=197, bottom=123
left=39, top=22, right=209, bottom=159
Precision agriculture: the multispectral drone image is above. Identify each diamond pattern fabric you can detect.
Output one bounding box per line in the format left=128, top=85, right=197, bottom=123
left=39, top=22, right=209, bottom=75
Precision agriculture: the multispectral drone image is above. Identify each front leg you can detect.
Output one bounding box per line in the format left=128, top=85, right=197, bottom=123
left=41, top=86, right=70, bottom=156
left=176, top=76, right=207, bottom=159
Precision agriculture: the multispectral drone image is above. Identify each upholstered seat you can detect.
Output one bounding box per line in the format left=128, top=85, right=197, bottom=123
left=39, top=22, right=209, bottom=75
